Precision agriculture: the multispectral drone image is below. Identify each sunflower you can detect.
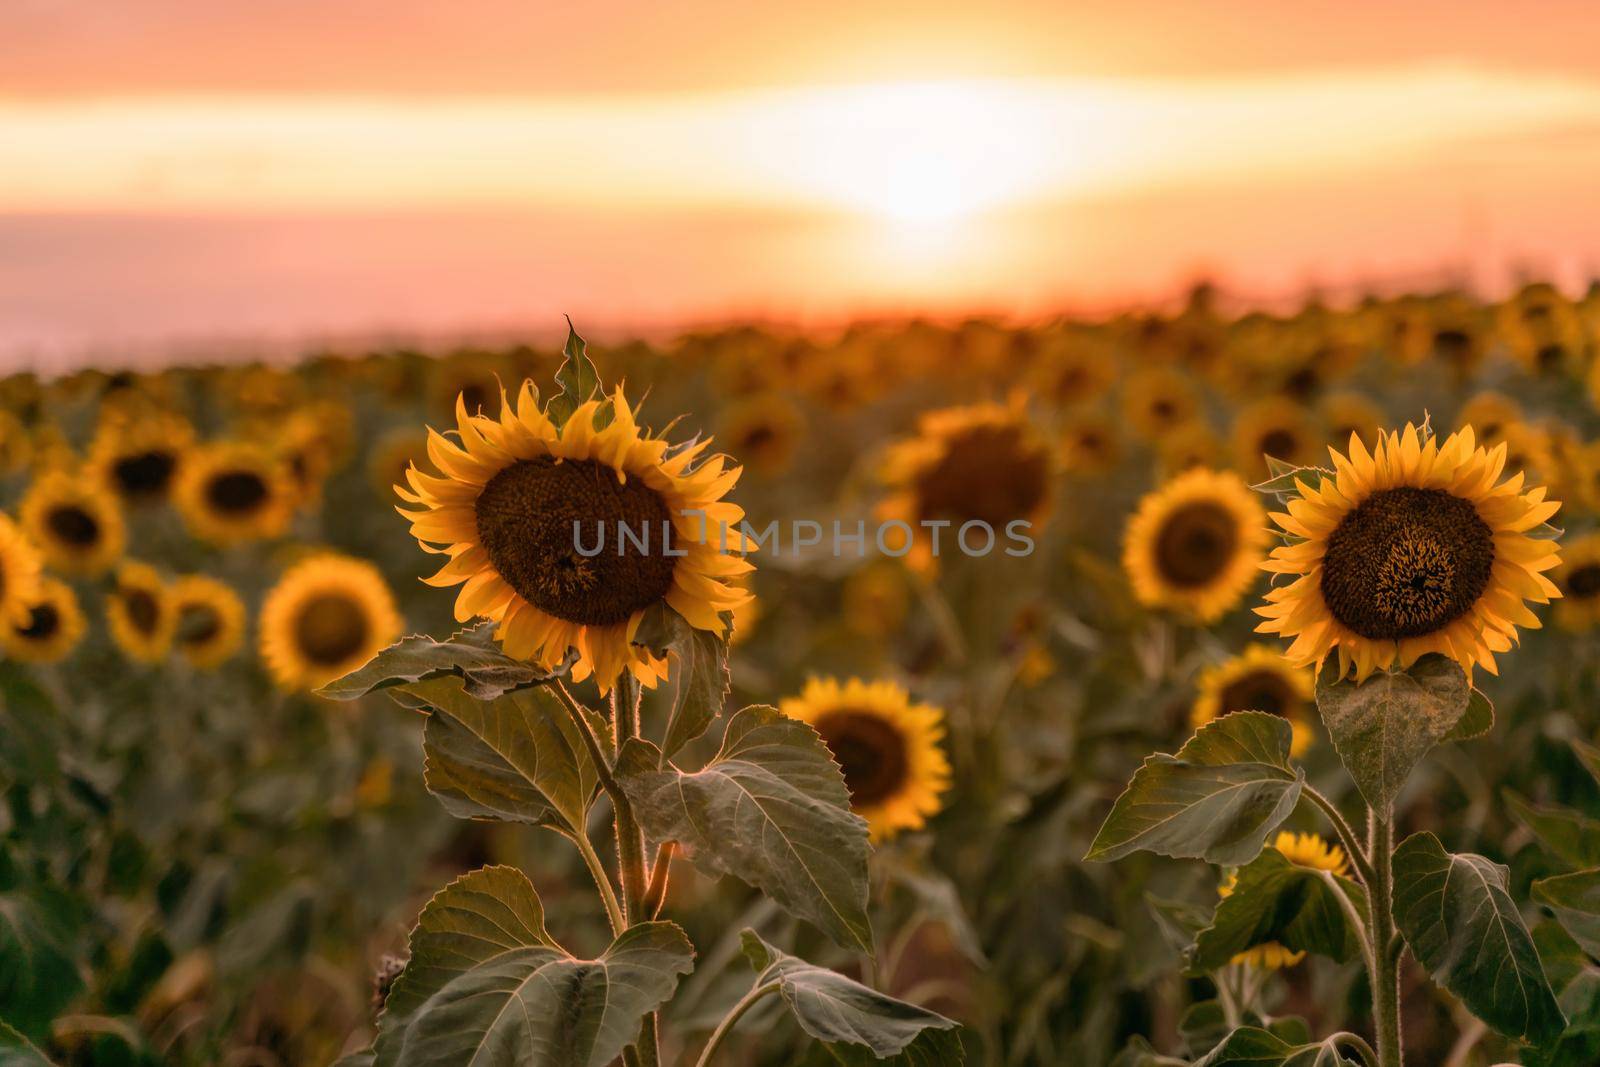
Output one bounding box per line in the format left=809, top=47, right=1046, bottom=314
left=106, top=561, right=177, bottom=664
left=368, top=428, right=430, bottom=500
left=1122, top=367, right=1201, bottom=441
left=1028, top=334, right=1116, bottom=408
left=2, top=577, right=85, bottom=664
left=260, top=554, right=401, bottom=690
left=1318, top=392, right=1384, bottom=452
left=171, top=575, right=247, bottom=669
left=1499, top=283, right=1585, bottom=376
left=1192, top=644, right=1315, bottom=757
left=1123, top=468, right=1270, bottom=621
left=0, top=514, right=43, bottom=625
left=1230, top=397, right=1323, bottom=478
left=1219, top=832, right=1348, bottom=969
left=780, top=676, right=949, bottom=842
left=1156, top=421, right=1221, bottom=476
left=84, top=410, right=195, bottom=506
left=843, top=560, right=910, bottom=639
left=0, top=409, right=33, bottom=474
left=174, top=441, right=295, bottom=545
left=877, top=397, right=1053, bottom=569
left=20, top=470, right=126, bottom=576
left=401, top=382, right=752, bottom=690
left=1059, top=409, right=1122, bottom=476
left=1456, top=391, right=1522, bottom=445
left=1257, top=424, right=1561, bottom=680
left=1553, top=534, right=1600, bottom=632
left=718, top=393, right=803, bottom=477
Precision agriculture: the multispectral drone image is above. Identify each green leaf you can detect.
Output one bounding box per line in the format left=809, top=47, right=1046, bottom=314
left=0, top=883, right=83, bottom=1041
left=1506, top=792, right=1600, bottom=869
left=1393, top=831, right=1565, bottom=1045
left=1110, top=1037, right=1188, bottom=1066
left=1573, top=740, right=1600, bottom=791
left=318, top=622, right=569, bottom=701
left=1445, top=688, right=1495, bottom=743
left=1533, top=869, right=1600, bottom=960
left=1314, top=655, right=1470, bottom=810
left=634, top=604, right=731, bottom=760
left=0, top=1019, right=54, bottom=1066
left=401, top=676, right=607, bottom=834
left=548, top=318, right=604, bottom=428
left=1187, top=850, right=1367, bottom=973
left=376, top=866, right=693, bottom=1067
left=1178, top=1000, right=1229, bottom=1056
left=1251, top=463, right=1331, bottom=500
left=331, top=1053, right=375, bottom=1067
left=617, top=706, right=873, bottom=953
left=1192, top=1027, right=1348, bottom=1066
left=740, top=931, right=960, bottom=1061
left=0, top=672, right=62, bottom=786
left=1085, top=713, right=1304, bottom=867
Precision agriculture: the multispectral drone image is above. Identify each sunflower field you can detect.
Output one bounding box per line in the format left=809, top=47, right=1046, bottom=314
left=3, top=282, right=1600, bottom=1067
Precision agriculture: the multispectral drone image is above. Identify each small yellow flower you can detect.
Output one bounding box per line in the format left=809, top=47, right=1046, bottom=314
left=1219, top=832, right=1349, bottom=969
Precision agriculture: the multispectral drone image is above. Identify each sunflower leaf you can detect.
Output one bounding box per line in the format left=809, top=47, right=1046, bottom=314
left=1445, top=687, right=1495, bottom=743
left=0, top=1020, right=54, bottom=1066
left=1191, top=1027, right=1349, bottom=1066
left=548, top=317, right=605, bottom=428
left=1086, top=712, right=1304, bottom=867
left=1250, top=463, right=1331, bottom=501
left=1393, top=831, right=1565, bottom=1045
left=400, top=675, right=607, bottom=833
left=1185, top=849, right=1367, bottom=974
left=1533, top=869, right=1600, bottom=960
left=616, top=706, right=874, bottom=953
left=0, top=878, right=84, bottom=1043
left=374, top=866, right=693, bottom=1067
left=1572, top=739, right=1600, bottom=791
left=1314, top=655, right=1470, bottom=810
left=739, top=931, right=962, bottom=1062
left=1505, top=791, right=1600, bottom=869
left=317, top=621, right=570, bottom=702
left=634, top=603, right=731, bottom=761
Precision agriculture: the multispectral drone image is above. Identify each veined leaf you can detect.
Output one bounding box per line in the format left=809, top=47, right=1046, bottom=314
left=617, top=706, right=873, bottom=953
left=548, top=318, right=604, bottom=428
left=634, top=603, right=731, bottom=760
left=1314, top=655, right=1470, bottom=810
left=1393, top=832, right=1565, bottom=1045
left=1533, top=868, right=1600, bottom=960
left=318, top=621, right=568, bottom=701
left=1187, top=849, right=1367, bottom=973
left=1573, top=739, right=1600, bottom=791
left=1110, top=1037, right=1188, bottom=1066
left=1192, top=1027, right=1347, bottom=1066
left=376, top=866, right=693, bottom=1067
left=741, top=931, right=961, bottom=1063
left=1086, top=713, right=1304, bottom=867
left=1445, top=688, right=1495, bottom=743
left=1505, top=792, right=1600, bottom=869
left=1251, top=463, right=1332, bottom=501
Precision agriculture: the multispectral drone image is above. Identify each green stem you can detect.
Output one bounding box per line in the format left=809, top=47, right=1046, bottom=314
left=573, top=830, right=626, bottom=936
left=693, top=982, right=780, bottom=1067
left=1331, top=1031, right=1380, bottom=1066
left=1304, top=785, right=1378, bottom=891
left=1368, top=807, right=1403, bottom=1067
left=612, top=674, right=660, bottom=1067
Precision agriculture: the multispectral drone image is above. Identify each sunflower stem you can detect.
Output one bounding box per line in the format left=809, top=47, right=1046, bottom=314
left=693, top=982, right=780, bottom=1067
left=1304, top=785, right=1378, bottom=891
left=613, top=673, right=661, bottom=1067
left=1368, top=806, right=1403, bottom=1067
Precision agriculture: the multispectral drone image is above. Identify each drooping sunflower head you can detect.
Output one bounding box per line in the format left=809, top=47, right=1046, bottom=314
left=780, top=676, right=950, bottom=843
left=1554, top=534, right=1600, bottom=632
left=718, top=393, right=804, bottom=477
left=85, top=409, right=195, bottom=506
left=1192, top=644, right=1315, bottom=757
left=106, top=561, right=177, bottom=664
left=174, top=441, right=296, bottom=545
left=399, top=383, right=751, bottom=691
left=878, top=397, right=1053, bottom=569
left=260, top=554, right=401, bottom=691
left=1123, top=468, right=1270, bottom=622
left=1219, top=831, right=1348, bottom=969
left=20, top=470, right=126, bottom=576
left=0, top=514, right=43, bottom=626
left=171, top=574, right=247, bottom=670
left=3, top=577, right=85, bottom=664
left=1257, top=424, right=1562, bottom=680
left=1230, top=397, right=1323, bottom=478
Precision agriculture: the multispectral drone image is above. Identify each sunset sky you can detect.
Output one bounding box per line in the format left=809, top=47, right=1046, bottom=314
left=6, top=2, right=1600, bottom=367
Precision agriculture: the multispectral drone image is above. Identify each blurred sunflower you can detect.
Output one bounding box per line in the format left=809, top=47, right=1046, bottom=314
left=399, top=384, right=750, bottom=690
left=1495, top=421, right=1556, bottom=488
left=2, top=576, right=85, bottom=663
left=780, top=676, right=949, bottom=843
left=878, top=397, right=1053, bottom=569
left=1122, top=367, right=1201, bottom=441
left=1230, top=397, right=1322, bottom=478
left=174, top=441, right=295, bottom=545
left=1123, top=468, right=1269, bottom=621
left=718, top=393, right=803, bottom=477
left=1192, top=645, right=1314, bottom=757
left=171, top=575, right=247, bottom=669
left=1156, top=421, right=1221, bottom=476
left=20, top=470, right=126, bottom=576
left=1258, top=425, right=1561, bottom=680
left=1219, top=832, right=1348, bottom=969
left=106, top=561, right=177, bottom=664
left=0, top=409, right=33, bottom=474
left=1059, top=409, right=1122, bottom=476
left=1318, top=392, right=1384, bottom=451
left=1553, top=534, right=1600, bottom=632
left=843, top=560, right=910, bottom=639
left=260, top=555, right=401, bottom=690
left=428, top=352, right=508, bottom=418
left=367, top=428, right=430, bottom=501
left=84, top=410, right=195, bottom=507
left=1499, top=282, right=1585, bottom=376
left=1028, top=334, right=1116, bottom=408
left=1456, top=391, right=1522, bottom=444
left=0, top=514, right=43, bottom=625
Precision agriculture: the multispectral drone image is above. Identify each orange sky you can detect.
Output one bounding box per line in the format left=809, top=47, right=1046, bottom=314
left=4, top=3, right=1600, bottom=367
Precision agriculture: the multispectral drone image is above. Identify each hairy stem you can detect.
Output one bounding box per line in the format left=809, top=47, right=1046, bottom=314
left=693, top=982, right=780, bottom=1067
left=1368, top=807, right=1403, bottom=1067
left=613, top=673, right=659, bottom=1067
left=1331, top=1031, right=1380, bottom=1065
left=572, top=830, right=626, bottom=936
left=1304, top=785, right=1379, bottom=890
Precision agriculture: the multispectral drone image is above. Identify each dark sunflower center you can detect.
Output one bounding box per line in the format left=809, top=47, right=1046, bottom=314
left=19, top=603, right=60, bottom=640
left=1218, top=670, right=1297, bottom=718
left=1259, top=429, right=1299, bottom=461
left=1320, top=487, right=1495, bottom=640
left=179, top=605, right=222, bottom=645
left=1567, top=564, right=1600, bottom=600
left=1155, top=502, right=1239, bottom=587
left=47, top=505, right=100, bottom=548
left=474, top=456, right=678, bottom=627
left=737, top=424, right=777, bottom=454
left=1536, top=343, right=1566, bottom=370
left=113, top=450, right=177, bottom=497
left=811, top=709, right=909, bottom=808
left=1434, top=329, right=1471, bottom=361
left=206, top=470, right=269, bottom=515
left=914, top=425, right=1049, bottom=527
left=294, top=593, right=370, bottom=665
left=122, top=588, right=160, bottom=635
